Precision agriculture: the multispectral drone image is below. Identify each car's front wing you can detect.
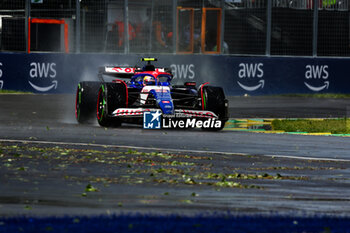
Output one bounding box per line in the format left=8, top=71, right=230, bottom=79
left=112, top=108, right=218, bottom=119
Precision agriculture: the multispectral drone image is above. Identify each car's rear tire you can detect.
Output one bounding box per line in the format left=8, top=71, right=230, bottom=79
left=201, top=86, right=228, bottom=131
left=75, top=81, right=100, bottom=124
left=97, top=83, right=127, bottom=127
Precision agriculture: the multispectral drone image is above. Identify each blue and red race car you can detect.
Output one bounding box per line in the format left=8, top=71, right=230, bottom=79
left=75, top=58, right=228, bottom=130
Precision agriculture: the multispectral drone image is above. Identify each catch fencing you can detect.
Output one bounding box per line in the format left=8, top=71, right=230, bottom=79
left=0, top=0, right=349, bottom=57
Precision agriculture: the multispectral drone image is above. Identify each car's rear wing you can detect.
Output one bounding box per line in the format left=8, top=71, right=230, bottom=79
left=99, top=66, right=136, bottom=77
left=98, top=66, right=137, bottom=83
left=99, top=66, right=171, bottom=77
left=98, top=62, right=171, bottom=82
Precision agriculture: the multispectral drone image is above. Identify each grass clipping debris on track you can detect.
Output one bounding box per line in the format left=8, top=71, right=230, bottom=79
left=272, top=118, right=350, bottom=134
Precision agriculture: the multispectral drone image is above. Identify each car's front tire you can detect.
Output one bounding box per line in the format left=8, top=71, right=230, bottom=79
left=97, top=83, right=127, bottom=127
left=75, top=81, right=100, bottom=124
left=201, top=86, right=228, bottom=131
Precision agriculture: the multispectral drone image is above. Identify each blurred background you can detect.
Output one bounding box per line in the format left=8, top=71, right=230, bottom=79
left=0, top=0, right=348, bottom=56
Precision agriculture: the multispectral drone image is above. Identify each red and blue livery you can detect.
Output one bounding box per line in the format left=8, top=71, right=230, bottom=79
left=75, top=58, right=228, bottom=130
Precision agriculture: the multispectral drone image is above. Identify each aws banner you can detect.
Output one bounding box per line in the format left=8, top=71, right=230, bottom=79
left=0, top=53, right=348, bottom=95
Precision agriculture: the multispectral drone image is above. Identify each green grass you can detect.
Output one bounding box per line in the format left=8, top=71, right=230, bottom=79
left=272, top=118, right=350, bottom=134
left=0, top=90, right=33, bottom=94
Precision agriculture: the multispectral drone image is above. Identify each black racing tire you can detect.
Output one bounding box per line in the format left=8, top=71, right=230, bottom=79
left=75, top=81, right=101, bottom=124
left=97, top=82, right=127, bottom=127
left=201, top=86, right=228, bottom=131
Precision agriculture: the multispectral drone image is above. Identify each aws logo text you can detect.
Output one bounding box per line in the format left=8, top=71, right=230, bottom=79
left=30, top=62, right=56, bottom=78
left=237, top=63, right=264, bottom=91
left=170, top=64, right=195, bottom=79
left=29, top=62, right=58, bottom=92
left=304, top=65, right=329, bottom=92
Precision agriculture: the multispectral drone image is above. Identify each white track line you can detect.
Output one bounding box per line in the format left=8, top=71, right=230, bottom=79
left=0, top=138, right=349, bottom=162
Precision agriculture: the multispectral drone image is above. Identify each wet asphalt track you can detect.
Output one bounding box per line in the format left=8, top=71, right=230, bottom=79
left=0, top=94, right=350, bottom=218
left=1, top=94, right=350, bottom=160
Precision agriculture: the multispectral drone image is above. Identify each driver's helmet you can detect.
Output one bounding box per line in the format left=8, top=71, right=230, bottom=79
left=143, top=75, right=156, bottom=86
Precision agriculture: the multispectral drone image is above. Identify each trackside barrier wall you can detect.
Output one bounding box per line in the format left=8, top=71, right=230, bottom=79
left=0, top=53, right=348, bottom=95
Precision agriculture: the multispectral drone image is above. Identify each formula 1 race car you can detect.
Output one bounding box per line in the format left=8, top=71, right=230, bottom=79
left=75, top=58, right=228, bottom=130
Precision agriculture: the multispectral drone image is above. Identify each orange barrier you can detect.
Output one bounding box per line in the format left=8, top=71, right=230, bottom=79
left=201, top=8, right=221, bottom=54
left=28, top=18, right=69, bottom=53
